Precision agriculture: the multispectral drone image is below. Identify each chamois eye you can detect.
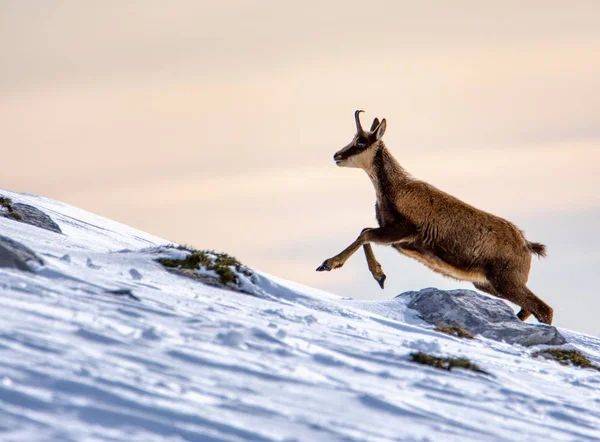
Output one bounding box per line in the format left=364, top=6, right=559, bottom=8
left=357, top=138, right=367, bottom=148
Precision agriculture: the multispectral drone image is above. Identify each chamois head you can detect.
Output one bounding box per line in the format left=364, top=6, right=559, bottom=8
left=333, top=110, right=387, bottom=168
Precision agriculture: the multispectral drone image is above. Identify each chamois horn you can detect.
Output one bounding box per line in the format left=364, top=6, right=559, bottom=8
left=354, top=110, right=365, bottom=133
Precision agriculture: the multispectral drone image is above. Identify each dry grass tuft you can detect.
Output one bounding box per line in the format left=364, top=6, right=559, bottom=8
left=435, top=323, right=475, bottom=339
left=8, top=212, right=23, bottom=221
left=157, top=248, right=245, bottom=286
left=0, top=195, right=23, bottom=221
left=533, top=349, right=600, bottom=371
left=0, top=196, right=13, bottom=209
left=411, top=352, right=487, bottom=374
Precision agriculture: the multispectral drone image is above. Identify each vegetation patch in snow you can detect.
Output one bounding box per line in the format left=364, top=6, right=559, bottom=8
left=435, top=323, right=475, bottom=339
left=0, top=196, right=23, bottom=221
left=411, top=352, right=487, bottom=374
left=533, top=348, right=600, bottom=371
left=157, top=246, right=259, bottom=294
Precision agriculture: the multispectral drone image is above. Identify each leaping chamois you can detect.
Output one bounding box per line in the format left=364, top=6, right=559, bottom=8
left=317, top=110, right=553, bottom=324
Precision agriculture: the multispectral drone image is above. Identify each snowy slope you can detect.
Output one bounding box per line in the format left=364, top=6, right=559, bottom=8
left=1, top=189, right=599, bottom=442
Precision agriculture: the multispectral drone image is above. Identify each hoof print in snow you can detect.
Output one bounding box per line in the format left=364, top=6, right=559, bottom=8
left=0, top=235, right=43, bottom=272
left=0, top=196, right=62, bottom=234
left=107, top=288, right=141, bottom=302
left=156, top=246, right=260, bottom=296
left=86, top=258, right=101, bottom=270
left=396, top=288, right=566, bottom=347
left=216, top=330, right=245, bottom=347
left=129, top=268, right=143, bottom=280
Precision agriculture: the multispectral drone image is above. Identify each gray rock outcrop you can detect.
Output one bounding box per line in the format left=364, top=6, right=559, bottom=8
left=11, top=203, right=62, bottom=234
left=396, top=288, right=566, bottom=346
left=0, top=235, right=43, bottom=272
left=1, top=200, right=62, bottom=234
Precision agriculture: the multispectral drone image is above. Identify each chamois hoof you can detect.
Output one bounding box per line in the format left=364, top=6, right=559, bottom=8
left=376, top=274, right=386, bottom=289
left=316, top=264, right=331, bottom=272
left=517, top=308, right=532, bottom=322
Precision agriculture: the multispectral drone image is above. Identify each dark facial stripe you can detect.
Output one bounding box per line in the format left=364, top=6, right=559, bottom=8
left=338, top=144, right=366, bottom=160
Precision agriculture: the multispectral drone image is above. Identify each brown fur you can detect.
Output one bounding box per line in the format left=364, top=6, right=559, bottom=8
left=318, top=111, right=553, bottom=324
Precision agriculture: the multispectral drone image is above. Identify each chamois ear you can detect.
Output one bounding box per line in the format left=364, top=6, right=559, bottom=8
left=373, top=118, right=386, bottom=140
left=370, top=118, right=380, bottom=132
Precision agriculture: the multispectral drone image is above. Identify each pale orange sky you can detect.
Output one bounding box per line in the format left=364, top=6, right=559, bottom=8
left=1, top=1, right=599, bottom=335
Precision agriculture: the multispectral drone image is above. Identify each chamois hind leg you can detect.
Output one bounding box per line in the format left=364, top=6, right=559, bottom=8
left=363, top=244, right=386, bottom=289
left=474, top=282, right=503, bottom=298
left=487, top=272, right=553, bottom=324
left=516, top=308, right=533, bottom=322
left=511, top=285, right=551, bottom=324
left=473, top=282, right=532, bottom=322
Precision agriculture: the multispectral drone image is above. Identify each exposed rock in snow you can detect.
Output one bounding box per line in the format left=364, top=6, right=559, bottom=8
left=1, top=201, right=62, bottom=233
left=397, top=287, right=566, bottom=346
left=0, top=234, right=43, bottom=271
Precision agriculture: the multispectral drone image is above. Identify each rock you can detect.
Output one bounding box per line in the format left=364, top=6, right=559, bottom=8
left=0, top=235, right=43, bottom=272
left=396, top=288, right=566, bottom=347
left=0, top=202, right=62, bottom=234
left=11, top=203, right=62, bottom=233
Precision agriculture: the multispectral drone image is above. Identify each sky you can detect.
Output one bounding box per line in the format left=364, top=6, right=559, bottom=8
left=1, top=1, right=599, bottom=335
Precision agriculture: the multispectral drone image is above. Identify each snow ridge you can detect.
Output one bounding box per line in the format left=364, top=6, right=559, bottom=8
left=0, top=189, right=599, bottom=442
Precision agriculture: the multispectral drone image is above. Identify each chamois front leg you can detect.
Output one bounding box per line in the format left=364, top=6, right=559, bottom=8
left=316, top=229, right=372, bottom=272
left=363, top=244, right=386, bottom=289
left=360, top=227, right=387, bottom=289
left=316, top=225, right=410, bottom=273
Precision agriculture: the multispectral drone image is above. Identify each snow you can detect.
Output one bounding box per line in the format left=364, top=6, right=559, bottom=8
left=1, top=189, right=599, bottom=442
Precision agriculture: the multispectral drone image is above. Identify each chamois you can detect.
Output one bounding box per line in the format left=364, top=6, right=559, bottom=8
left=316, top=110, right=553, bottom=324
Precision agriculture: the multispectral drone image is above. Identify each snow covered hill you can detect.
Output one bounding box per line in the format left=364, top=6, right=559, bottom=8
left=1, top=190, right=599, bottom=442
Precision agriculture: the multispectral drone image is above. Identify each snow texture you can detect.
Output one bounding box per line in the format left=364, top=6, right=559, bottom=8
left=0, top=189, right=599, bottom=442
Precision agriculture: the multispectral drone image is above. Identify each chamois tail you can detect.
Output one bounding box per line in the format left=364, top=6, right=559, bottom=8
left=527, top=241, right=547, bottom=258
